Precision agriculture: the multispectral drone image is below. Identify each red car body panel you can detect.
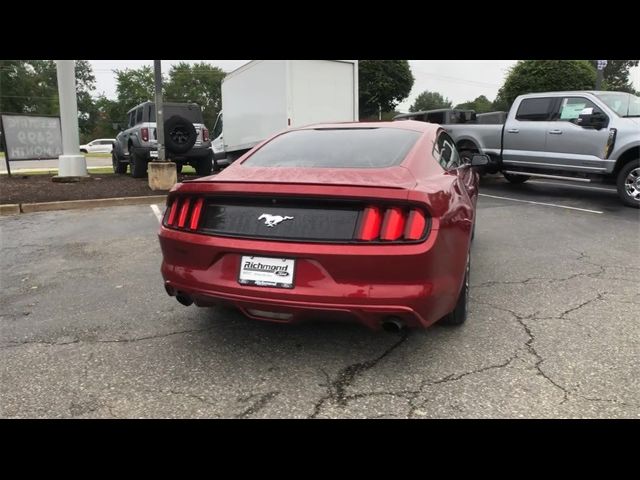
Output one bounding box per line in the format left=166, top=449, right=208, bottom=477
left=158, top=121, right=478, bottom=330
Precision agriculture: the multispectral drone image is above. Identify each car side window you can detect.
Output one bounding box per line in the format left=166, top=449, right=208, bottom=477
left=515, top=97, right=555, bottom=121
left=136, top=107, right=143, bottom=125
left=128, top=111, right=135, bottom=128
left=553, top=97, right=604, bottom=124
left=433, top=131, right=462, bottom=171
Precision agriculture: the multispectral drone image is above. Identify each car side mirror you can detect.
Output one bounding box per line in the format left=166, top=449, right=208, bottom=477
left=470, top=154, right=490, bottom=167
left=577, top=108, right=607, bottom=130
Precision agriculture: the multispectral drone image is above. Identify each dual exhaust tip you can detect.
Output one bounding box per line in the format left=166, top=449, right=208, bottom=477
left=165, top=284, right=193, bottom=307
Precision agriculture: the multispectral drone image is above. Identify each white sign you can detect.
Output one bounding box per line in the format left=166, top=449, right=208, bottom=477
left=1, top=114, right=63, bottom=160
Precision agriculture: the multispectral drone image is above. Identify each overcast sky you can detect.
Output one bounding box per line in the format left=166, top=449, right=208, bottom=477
left=89, top=60, right=640, bottom=113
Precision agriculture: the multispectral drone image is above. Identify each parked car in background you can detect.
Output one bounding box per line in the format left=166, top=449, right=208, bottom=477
left=402, top=91, right=640, bottom=208
left=112, top=101, right=214, bottom=178
left=158, top=121, right=488, bottom=331
left=79, top=138, right=116, bottom=154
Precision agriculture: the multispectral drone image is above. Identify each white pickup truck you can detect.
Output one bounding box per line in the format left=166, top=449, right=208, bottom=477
left=401, top=91, right=640, bottom=207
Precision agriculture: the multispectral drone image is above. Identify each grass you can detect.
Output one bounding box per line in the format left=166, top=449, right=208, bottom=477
left=1, top=164, right=197, bottom=177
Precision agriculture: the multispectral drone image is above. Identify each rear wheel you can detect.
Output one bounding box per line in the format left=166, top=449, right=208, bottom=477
left=130, top=149, right=148, bottom=178
left=616, top=159, right=640, bottom=208
left=439, top=253, right=470, bottom=326
left=194, top=152, right=213, bottom=176
left=503, top=172, right=530, bottom=184
left=112, top=152, right=127, bottom=174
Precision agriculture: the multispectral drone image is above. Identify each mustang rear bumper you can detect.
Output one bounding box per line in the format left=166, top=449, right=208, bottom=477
left=159, top=222, right=469, bottom=330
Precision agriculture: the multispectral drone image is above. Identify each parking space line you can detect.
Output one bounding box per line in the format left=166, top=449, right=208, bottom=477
left=478, top=193, right=603, bottom=214
left=150, top=204, right=163, bottom=223
left=528, top=180, right=617, bottom=192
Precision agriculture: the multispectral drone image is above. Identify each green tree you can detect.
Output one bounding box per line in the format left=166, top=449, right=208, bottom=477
left=589, top=60, right=639, bottom=93
left=113, top=66, right=156, bottom=114
left=495, top=60, right=596, bottom=110
left=0, top=60, right=97, bottom=142
left=409, top=90, right=452, bottom=112
left=164, top=62, right=226, bottom=129
left=454, top=95, right=493, bottom=113
left=358, top=60, right=414, bottom=118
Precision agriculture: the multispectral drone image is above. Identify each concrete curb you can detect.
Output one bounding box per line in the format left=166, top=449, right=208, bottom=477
left=0, top=204, right=21, bottom=216
left=1, top=195, right=167, bottom=216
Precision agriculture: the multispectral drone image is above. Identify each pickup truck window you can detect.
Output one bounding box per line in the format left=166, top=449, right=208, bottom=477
left=135, top=107, right=143, bottom=125
left=555, top=97, right=600, bottom=123
left=128, top=111, right=135, bottom=128
left=595, top=92, right=640, bottom=117
left=516, top=98, right=555, bottom=121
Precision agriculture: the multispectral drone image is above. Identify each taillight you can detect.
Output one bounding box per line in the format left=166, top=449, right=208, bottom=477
left=357, top=207, right=382, bottom=240
left=164, top=196, right=206, bottom=232
left=404, top=209, right=427, bottom=240
left=141, top=127, right=149, bottom=142
left=189, top=198, right=204, bottom=230
left=202, top=127, right=209, bottom=142
left=380, top=207, right=405, bottom=241
left=356, top=205, right=428, bottom=242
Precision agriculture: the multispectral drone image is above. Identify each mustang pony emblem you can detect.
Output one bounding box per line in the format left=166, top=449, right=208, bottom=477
left=258, top=214, right=294, bottom=227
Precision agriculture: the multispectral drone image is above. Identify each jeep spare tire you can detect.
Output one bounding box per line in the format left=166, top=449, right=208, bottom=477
left=164, top=115, right=197, bottom=154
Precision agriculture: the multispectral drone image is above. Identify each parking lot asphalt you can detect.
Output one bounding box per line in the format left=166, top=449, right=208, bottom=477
left=1, top=176, right=638, bottom=418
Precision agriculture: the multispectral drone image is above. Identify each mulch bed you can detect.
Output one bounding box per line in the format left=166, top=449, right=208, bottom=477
left=0, top=172, right=209, bottom=204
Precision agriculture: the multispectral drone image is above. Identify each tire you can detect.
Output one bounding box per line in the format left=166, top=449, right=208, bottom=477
left=164, top=116, right=197, bottom=155
left=130, top=149, right=148, bottom=178
left=616, top=159, right=640, bottom=208
left=80, top=149, right=88, bottom=154
left=503, top=172, right=530, bottom=184
left=194, top=151, right=213, bottom=176
left=439, top=253, right=470, bottom=326
left=112, top=152, right=127, bottom=174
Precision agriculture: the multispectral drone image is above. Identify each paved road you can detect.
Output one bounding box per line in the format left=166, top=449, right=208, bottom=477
left=1, top=177, right=638, bottom=418
left=0, top=155, right=111, bottom=173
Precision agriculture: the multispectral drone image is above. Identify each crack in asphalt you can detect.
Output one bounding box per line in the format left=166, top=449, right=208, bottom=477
left=309, top=331, right=409, bottom=418
left=0, top=326, right=215, bottom=350
left=475, top=301, right=574, bottom=404
left=236, top=391, right=280, bottom=419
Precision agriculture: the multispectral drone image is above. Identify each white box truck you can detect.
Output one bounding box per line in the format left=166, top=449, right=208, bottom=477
left=211, top=60, right=359, bottom=164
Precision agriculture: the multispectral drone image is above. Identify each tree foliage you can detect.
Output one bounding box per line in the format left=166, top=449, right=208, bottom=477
left=494, top=60, right=597, bottom=110
left=454, top=95, right=493, bottom=113
left=409, top=90, right=452, bottom=112
left=358, top=60, right=414, bottom=118
left=589, top=60, right=639, bottom=94
left=0, top=60, right=97, bottom=141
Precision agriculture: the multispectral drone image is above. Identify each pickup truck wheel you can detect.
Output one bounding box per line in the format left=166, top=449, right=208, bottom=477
left=195, top=152, right=213, bottom=176
left=617, top=160, right=640, bottom=208
left=112, top=152, right=127, bottom=174
left=439, top=253, right=470, bottom=326
left=503, top=172, right=530, bottom=184
left=130, top=149, right=148, bottom=178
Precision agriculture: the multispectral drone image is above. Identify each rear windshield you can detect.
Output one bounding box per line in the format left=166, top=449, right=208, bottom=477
left=243, top=128, right=421, bottom=168
left=149, top=104, right=203, bottom=124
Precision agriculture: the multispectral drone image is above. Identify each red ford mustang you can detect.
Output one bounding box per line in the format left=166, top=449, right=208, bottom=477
left=158, top=121, right=487, bottom=331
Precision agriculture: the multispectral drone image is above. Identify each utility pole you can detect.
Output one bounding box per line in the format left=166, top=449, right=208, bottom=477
left=54, top=60, right=88, bottom=179
left=596, top=60, right=607, bottom=90
left=153, top=60, right=165, bottom=162
left=147, top=60, right=176, bottom=190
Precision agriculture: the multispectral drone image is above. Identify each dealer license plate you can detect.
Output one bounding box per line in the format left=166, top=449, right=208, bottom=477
left=238, top=256, right=295, bottom=289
